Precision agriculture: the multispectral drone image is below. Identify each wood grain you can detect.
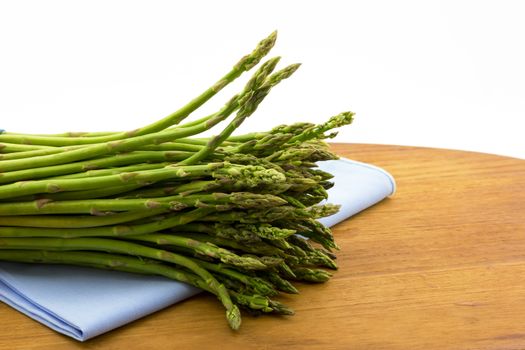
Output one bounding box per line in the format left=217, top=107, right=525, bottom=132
left=1, top=144, right=524, bottom=350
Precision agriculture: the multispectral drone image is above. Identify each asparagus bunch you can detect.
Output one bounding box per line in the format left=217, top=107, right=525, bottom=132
left=0, top=32, right=354, bottom=331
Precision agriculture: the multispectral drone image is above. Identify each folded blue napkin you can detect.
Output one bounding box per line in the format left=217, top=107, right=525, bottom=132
left=0, top=157, right=395, bottom=341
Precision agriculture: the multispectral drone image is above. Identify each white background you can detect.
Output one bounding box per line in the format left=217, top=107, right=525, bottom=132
left=0, top=0, right=523, bottom=159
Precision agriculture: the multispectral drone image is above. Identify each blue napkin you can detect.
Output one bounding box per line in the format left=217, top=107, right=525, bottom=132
left=0, top=157, right=395, bottom=341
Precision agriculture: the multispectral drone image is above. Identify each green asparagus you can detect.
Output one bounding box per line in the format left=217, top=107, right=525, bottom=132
left=0, top=32, right=356, bottom=331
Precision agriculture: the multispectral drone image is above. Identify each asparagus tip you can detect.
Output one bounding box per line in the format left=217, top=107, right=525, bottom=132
left=227, top=305, right=242, bottom=331
left=236, top=31, right=278, bottom=72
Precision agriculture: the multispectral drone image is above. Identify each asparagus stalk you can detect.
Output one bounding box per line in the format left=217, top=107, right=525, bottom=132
left=129, top=234, right=268, bottom=270
left=287, top=235, right=338, bottom=269
left=187, top=222, right=296, bottom=242
left=10, top=183, right=145, bottom=202
left=0, top=32, right=277, bottom=146
left=0, top=243, right=240, bottom=330
left=0, top=248, right=211, bottom=289
left=0, top=151, right=195, bottom=184
left=114, top=180, right=220, bottom=199
left=291, top=266, right=332, bottom=283
left=258, top=270, right=299, bottom=294
left=0, top=191, right=286, bottom=216
left=22, top=176, right=224, bottom=202
left=194, top=259, right=278, bottom=297
left=52, top=162, right=170, bottom=180
left=0, top=208, right=168, bottom=228
left=174, top=222, right=262, bottom=243
left=287, top=111, right=355, bottom=144
left=226, top=122, right=315, bottom=143
left=0, top=249, right=296, bottom=319
left=200, top=206, right=311, bottom=224
left=180, top=62, right=301, bottom=165
left=172, top=231, right=283, bottom=257
left=0, top=208, right=214, bottom=237
left=0, top=125, right=209, bottom=162
left=0, top=56, right=281, bottom=173
left=0, top=163, right=228, bottom=199
left=0, top=142, right=54, bottom=153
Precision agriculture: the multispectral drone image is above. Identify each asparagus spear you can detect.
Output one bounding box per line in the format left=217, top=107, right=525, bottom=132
left=18, top=176, right=224, bottom=202
left=0, top=208, right=214, bottom=237
left=0, top=32, right=278, bottom=146
left=0, top=247, right=241, bottom=330
left=258, top=270, right=299, bottom=294
left=0, top=125, right=208, bottom=161
left=0, top=162, right=289, bottom=200
left=291, top=266, right=332, bottom=283
left=0, top=163, right=223, bottom=199
left=0, top=192, right=286, bottom=216
left=196, top=262, right=277, bottom=297
left=0, top=208, right=168, bottom=228
left=200, top=206, right=311, bottom=223
left=0, top=55, right=281, bottom=173
left=287, top=111, right=355, bottom=144
left=128, top=233, right=269, bottom=270
left=174, top=222, right=262, bottom=243
left=0, top=249, right=293, bottom=316
left=0, top=151, right=193, bottom=184
left=6, top=183, right=146, bottom=202
left=0, top=142, right=54, bottom=153
left=287, top=235, right=338, bottom=269
left=172, top=231, right=283, bottom=257
left=180, top=63, right=301, bottom=165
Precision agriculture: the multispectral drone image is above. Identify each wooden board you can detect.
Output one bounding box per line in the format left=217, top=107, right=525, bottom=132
left=1, top=143, right=524, bottom=350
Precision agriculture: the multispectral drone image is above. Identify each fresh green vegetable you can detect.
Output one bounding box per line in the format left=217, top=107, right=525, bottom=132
left=0, top=32, right=354, bottom=330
